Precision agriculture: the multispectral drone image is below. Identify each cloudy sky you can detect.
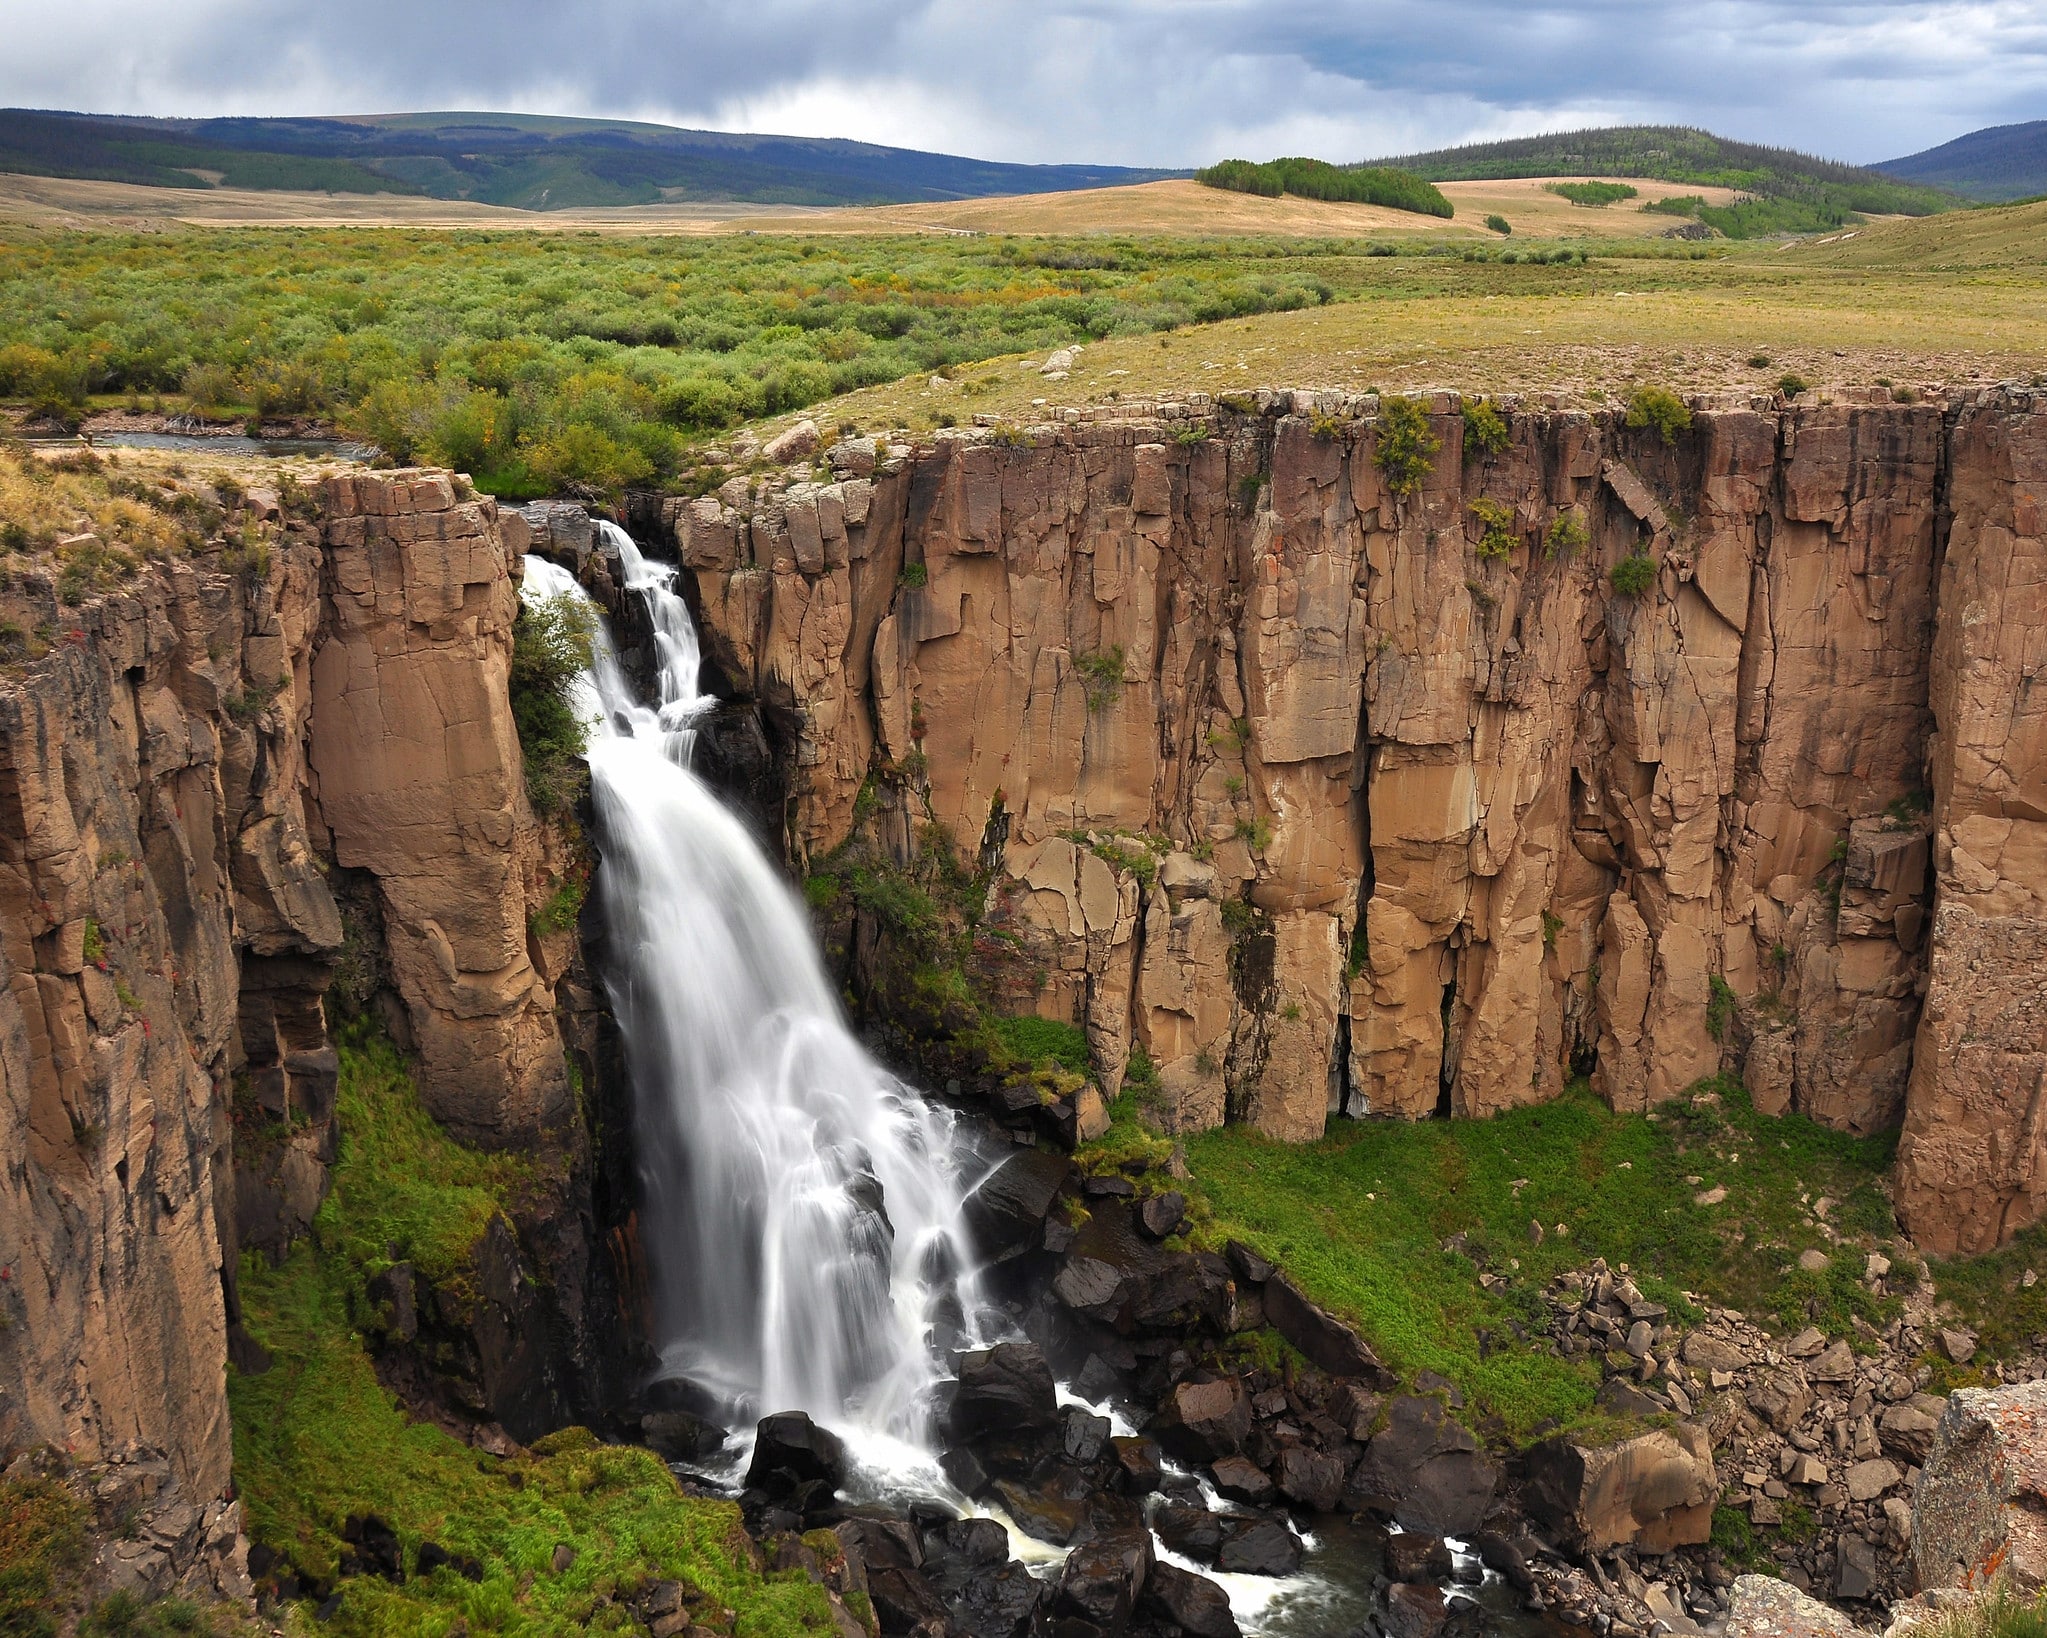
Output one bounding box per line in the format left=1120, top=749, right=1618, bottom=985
left=6, top=0, right=2042, bottom=167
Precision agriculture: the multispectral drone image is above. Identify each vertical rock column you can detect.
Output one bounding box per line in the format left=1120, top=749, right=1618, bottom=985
left=1895, top=395, right=2047, bottom=1253
left=309, top=472, right=569, bottom=1147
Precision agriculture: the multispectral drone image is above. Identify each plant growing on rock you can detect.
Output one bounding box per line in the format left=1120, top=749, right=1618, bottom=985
left=1707, top=975, right=1738, bottom=1041
left=1544, top=510, right=1589, bottom=558
left=1609, top=550, right=1658, bottom=597
left=509, top=592, right=598, bottom=814
left=1625, top=386, right=1692, bottom=445
left=1468, top=497, right=1518, bottom=560
left=1372, top=395, right=1441, bottom=499
left=1462, top=397, right=1509, bottom=460
left=1074, top=645, right=1127, bottom=713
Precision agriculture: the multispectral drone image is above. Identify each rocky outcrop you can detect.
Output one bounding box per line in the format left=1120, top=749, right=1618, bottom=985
left=1892, top=398, right=2047, bottom=1254
left=0, top=465, right=603, bottom=1524
left=1525, top=1424, right=1718, bottom=1553
left=311, top=472, right=570, bottom=1148
left=663, top=386, right=2043, bottom=1245
left=1914, top=1380, right=2047, bottom=1594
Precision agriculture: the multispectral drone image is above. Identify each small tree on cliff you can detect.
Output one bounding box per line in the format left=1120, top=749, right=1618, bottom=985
left=511, top=593, right=598, bottom=814
left=1373, top=396, right=1441, bottom=500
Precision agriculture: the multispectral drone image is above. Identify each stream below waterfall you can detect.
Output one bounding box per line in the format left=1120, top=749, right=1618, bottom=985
left=522, top=529, right=1548, bottom=1638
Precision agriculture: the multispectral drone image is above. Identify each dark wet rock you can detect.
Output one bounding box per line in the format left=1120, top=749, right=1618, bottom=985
left=1055, top=1529, right=1154, bottom=1630
left=1110, top=1436, right=1162, bottom=1494
left=869, top=1563, right=952, bottom=1635
left=1384, top=1581, right=1448, bottom=1638
left=941, top=1517, right=1013, bottom=1568
left=1264, top=1274, right=1382, bottom=1380
left=340, top=1514, right=402, bottom=1581
left=1595, top=1377, right=1667, bottom=1418
left=1141, top=1561, right=1242, bottom=1638
left=1138, top=1191, right=1187, bottom=1239
left=1385, top=1533, right=1453, bottom=1584
left=1055, top=1257, right=1126, bottom=1321
left=836, top=1515, right=924, bottom=1572
left=1329, top=1383, right=1383, bottom=1442
left=993, top=1476, right=1086, bottom=1546
left=1348, top=1396, right=1498, bottom=1538
left=941, top=1446, right=990, bottom=1497
left=1275, top=1445, right=1345, bottom=1514
left=966, top=1149, right=1074, bottom=1262
left=1072, top=1354, right=1125, bottom=1405
left=1082, top=1175, right=1137, bottom=1198
left=641, top=1409, right=727, bottom=1461
left=951, top=1342, right=1059, bottom=1437
left=1225, top=1241, right=1275, bottom=1285
left=747, top=1411, right=847, bottom=1496
left=1217, top=1516, right=1301, bottom=1577
left=948, top=1559, right=1045, bottom=1638
left=1155, top=1502, right=1224, bottom=1565
left=1062, top=1407, right=1112, bottom=1465
left=1470, top=1531, right=1534, bottom=1595
left=1210, top=1454, right=1276, bottom=1506
left=1155, top=1378, right=1251, bottom=1464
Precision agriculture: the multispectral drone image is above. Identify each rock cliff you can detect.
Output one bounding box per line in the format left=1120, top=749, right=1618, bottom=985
left=0, top=467, right=607, bottom=1512
left=654, top=385, right=2045, bottom=1247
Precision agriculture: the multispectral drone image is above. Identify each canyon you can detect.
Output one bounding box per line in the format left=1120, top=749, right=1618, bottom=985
left=646, top=386, right=2045, bottom=1255
left=1, top=377, right=2044, bottom=1634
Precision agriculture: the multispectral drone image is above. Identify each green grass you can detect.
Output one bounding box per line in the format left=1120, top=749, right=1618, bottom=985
left=0, top=1474, right=88, bottom=1638
left=232, top=1031, right=834, bottom=1637
left=989, top=1015, right=1091, bottom=1077
left=1170, top=1076, right=1899, bottom=1438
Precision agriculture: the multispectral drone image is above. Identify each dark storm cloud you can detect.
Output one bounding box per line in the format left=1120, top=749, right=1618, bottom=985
left=5, top=0, right=2042, bottom=166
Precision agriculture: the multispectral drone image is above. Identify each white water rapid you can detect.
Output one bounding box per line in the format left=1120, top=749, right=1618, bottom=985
left=521, top=527, right=989, bottom=1462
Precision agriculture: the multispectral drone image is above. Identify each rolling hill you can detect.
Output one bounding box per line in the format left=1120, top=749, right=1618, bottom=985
left=1878, top=120, right=2047, bottom=202
left=0, top=108, right=1176, bottom=209
left=1359, top=125, right=1957, bottom=236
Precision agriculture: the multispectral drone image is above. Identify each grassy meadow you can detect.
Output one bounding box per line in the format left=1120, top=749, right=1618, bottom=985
left=3, top=197, right=2043, bottom=505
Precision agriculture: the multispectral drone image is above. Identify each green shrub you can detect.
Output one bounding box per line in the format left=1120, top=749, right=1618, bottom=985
left=1461, top=398, right=1508, bottom=460
left=509, top=592, right=597, bottom=814
left=1544, top=511, right=1589, bottom=557
left=1625, top=386, right=1692, bottom=445
left=1233, top=814, right=1274, bottom=852
left=1074, top=645, right=1127, bottom=713
left=0, top=1473, right=89, bottom=1638
left=898, top=561, right=928, bottom=590
left=1778, top=373, right=1810, bottom=396
left=1468, top=497, right=1517, bottom=560
left=1483, top=214, right=1511, bottom=235
left=1546, top=181, right=1638, bottom=207
left=1610, top=551, right=1658, bottom=597
left=1647, top=195, right=1709, bottom=218
left=1707, top=975, right=1738, bottom=1041
left=1373, top=395, right=1441, bottom=499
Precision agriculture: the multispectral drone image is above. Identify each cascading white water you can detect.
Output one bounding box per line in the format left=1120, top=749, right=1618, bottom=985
left=522, top=528, right=988, bottom=1456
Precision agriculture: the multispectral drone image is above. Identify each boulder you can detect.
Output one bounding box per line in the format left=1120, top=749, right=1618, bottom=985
left=1878, top=1402, right=1942, bottom=1465
left=1747, top=1367, right=1813, bottom=1434
left=1263, top=1275, right=1382, bottom=1379
left=1110, top=1436, right=1162, bottom=1494
left=1723, top=1573, right=1860, bottom=1636
left=1155, top=1503, right=1223, bottom=1565
left=991, top=1477, right=1084, bottom=1547
left=1155, top=1378, right=1252, bottom=1463
left=641, top=1409, right=726, bottom=1461
left=1274, top=1445, right=1345, bottom=1514
left=1349, top=1396, right=1499, bottom=1537
left=1836, top=1532, right=1881, bottom=1601
left=763, top=419, right=821, bottom=463
left=1210, top=1454, right=1275, bottom=1505
left=868, top=1564, right=951, bottom=1635
left=1217, top=1516, right=1301, bottom=1576
left=1062, top=1407, right=1111, bottom=1465
left=949, top=1343, right=1058, bottom=1439
left=947, top=1560, right=1042, bottom=1638
left=1915, top=1380, right=2047, bottom=1593
left=1055, top=1529, right=1153, bottom=1629
left=746, top=1412, right=846, bottom=1495
left=1141, top=1562, right=1242, bottom=1638
left=1383, top=1581, right=1448, bottom=1638
left=1139, top=1190, right=1188, bottom=1239
left=1385, top=1532, right=1453, bottom=1583
left=965, top=1150, right=1072, bottom=1262
left=1524, top=1425, right=1718, bottom=1553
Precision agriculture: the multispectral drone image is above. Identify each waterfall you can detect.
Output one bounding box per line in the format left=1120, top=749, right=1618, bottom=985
left=521, top=527, right=987, bottom=1459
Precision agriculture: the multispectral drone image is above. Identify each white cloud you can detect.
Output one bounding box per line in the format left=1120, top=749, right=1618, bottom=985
left=0, top=0, right=2040, bottom=166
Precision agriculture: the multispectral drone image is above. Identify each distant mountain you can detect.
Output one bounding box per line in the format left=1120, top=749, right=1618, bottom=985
left=1877, top=121, right=2047, bottom=203
left=0, top=108, right=1178, bottom=210
left=1361, top=125, right=1957, bottom=237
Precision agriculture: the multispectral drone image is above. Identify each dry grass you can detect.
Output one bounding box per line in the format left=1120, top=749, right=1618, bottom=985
left=792, top=204, right=2047, bottom=439
left=0, top=171, right=1752, bottom=240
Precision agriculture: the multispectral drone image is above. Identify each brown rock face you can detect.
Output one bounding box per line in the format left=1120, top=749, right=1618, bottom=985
left=675, top=389, right=2031, bottom=1198
left=310, top=473, right=570, bottom=1147
left=1892, top=400, right=2047, bottom=1254
left=0, top=468, right=579, bottom=1499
